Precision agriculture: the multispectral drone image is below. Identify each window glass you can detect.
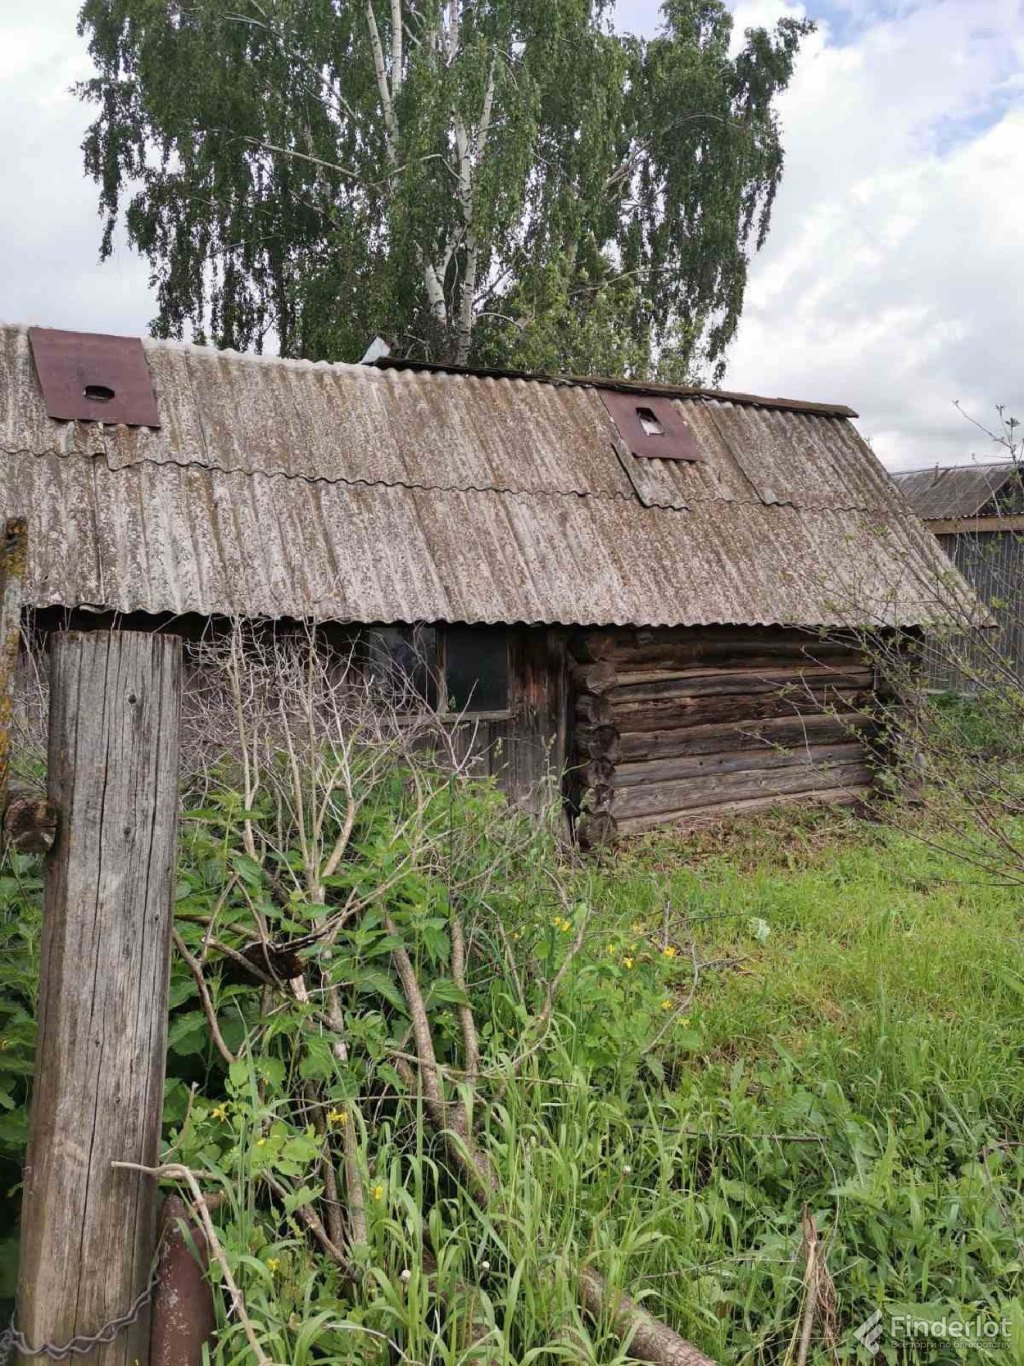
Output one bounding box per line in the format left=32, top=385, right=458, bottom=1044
left=366, top=625, right=439, bottom=709
left=444, top=626, right=508, bottom=712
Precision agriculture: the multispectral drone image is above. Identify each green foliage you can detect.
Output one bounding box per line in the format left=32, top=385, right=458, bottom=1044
left=929, top=689, right=1024, bottom=762
left=0, top=854, right=40, bottom=1301
left=77, top=0, right=811, bottom=377
left=5, top=792, right=1024, bottom=1360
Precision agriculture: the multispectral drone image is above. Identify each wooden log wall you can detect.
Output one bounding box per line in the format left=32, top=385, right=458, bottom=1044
left=570, top=626, right=879, bottom=843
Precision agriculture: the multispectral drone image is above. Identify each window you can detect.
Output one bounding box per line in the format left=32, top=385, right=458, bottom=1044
left=442, top=626, right=509, bottom=713
left=366, top=624, right=439, bottom=709
left=365, top=625, right=509, bottom=714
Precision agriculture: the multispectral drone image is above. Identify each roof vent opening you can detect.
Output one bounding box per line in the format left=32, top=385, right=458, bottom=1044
left=597, top=389, right=704, bottom=463
left=28, top=327, right=161, bottom=428
left=636, top=405, right=664, bottom=437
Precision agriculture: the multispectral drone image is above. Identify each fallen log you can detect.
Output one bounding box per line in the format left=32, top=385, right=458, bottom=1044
left=578, top=1269, right=716, bottom=1366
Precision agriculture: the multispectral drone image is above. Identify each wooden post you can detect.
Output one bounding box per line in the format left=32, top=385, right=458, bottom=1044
left=0, top=516, right=27, bottom=808
left=15, top=630, right=182, bottom=1366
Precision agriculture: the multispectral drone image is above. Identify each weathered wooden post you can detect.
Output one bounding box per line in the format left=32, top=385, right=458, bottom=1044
left=0, top=517, right=26, bottom=809
left=14, top=630, right=182, bottom=1366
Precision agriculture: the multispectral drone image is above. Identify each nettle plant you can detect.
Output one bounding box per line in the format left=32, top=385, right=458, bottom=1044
left=3, top=626, right=700, bottom=1364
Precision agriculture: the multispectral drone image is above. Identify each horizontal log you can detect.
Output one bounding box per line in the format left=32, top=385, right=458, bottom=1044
left=590, top=653, right=864, bottom=688
left=608, top=759, right=873, bottom=821
left=607, top=665, right=873, bottom=704
left=575, top=626, right=863, bottom=668
left=615, top=712, right=876, bottom=763
left=578, top=686, right=874, bottom=732
left=605, top=741, right=866, bottom=791
left=615, top=785, right=873, bottom=836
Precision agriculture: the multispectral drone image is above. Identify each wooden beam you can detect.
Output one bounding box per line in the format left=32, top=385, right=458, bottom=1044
left=0, top=517, right=26, bottom=809
left=927, top=515, right=1024, bottom=535
left=15, top=630, right=182, bottom=1366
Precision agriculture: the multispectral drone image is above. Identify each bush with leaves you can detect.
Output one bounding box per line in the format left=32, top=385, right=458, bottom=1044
left=3, top=627, right=718, bottom=1365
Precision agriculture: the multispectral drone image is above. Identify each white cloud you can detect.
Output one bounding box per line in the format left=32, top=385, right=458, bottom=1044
left=718, top=0, right=1024, bottom=469
left=2, top=0, right=1023, bottom=473
left=0, top=2, right=154, bottom=337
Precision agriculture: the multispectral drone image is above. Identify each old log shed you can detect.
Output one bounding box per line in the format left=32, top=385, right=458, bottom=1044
left=892, top=461, right=1024, bottom=693
left=0, top=323, right=977, bottom=838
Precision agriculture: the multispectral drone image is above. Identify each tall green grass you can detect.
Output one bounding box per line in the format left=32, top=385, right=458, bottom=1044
left=4, top=805, right=1024, bottom=1362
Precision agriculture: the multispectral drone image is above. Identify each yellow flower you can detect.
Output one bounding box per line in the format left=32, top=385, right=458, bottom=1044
left=662, top=946, right=678, bottom=959
left=606, top=943, right=617, bottom=956
left=326, top=1108, right=349, bottom=1127
left=660, top=998, right=673, bottom=1011
left=266, top=1258, right=280, bottom=1274
left=256, top=1137, right=267, bottom=1147
left=551, top=916, right=571, bottom=933
left=622, top=956, right=634, bottom=970
left=371, top=1183, right=385, bottom=1202
left=211, top=1104, right=228, bottom=1121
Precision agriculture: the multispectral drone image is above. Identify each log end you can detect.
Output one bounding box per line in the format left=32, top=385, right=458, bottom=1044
left=3, top=795, right=58, bottom=853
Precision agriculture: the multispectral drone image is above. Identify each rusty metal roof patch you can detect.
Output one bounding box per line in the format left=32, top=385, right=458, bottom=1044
left=598, top=388, right=703, bottom=462
left=29, top=327, right=160, bottom=428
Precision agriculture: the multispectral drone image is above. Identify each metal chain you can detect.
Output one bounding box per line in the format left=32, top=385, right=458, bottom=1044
left=0, top=1256, right=159, bottom=1364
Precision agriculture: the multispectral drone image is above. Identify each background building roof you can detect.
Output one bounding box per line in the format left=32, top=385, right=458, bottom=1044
left=0, top=324, right=974, bottom=630
left=891, top=462, right=1021, bottom=522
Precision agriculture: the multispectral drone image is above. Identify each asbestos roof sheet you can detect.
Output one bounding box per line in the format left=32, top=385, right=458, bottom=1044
left=0, top=322, right=977, bottom=629
left=0, top=448, right=974, bottom=628
left=891, top=463, right=1019, bottom=521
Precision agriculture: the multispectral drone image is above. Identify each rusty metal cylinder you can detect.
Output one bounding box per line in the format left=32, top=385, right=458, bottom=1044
left=150, top=1195, right=217, bottom=1366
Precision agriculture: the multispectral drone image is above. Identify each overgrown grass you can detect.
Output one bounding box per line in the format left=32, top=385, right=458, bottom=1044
left=4, top=803, right=1024, bottom=1362
left=574, top=809, right=1024, bottom=1360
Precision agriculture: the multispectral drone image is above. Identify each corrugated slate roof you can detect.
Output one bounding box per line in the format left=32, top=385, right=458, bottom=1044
left=0, top=323, right=975, bottom=629
left=891, top=463, right=1018, bottom=521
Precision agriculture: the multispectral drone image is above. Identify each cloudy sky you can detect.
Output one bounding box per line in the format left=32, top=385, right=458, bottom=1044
left=1, top=0, right=1021, bottom=470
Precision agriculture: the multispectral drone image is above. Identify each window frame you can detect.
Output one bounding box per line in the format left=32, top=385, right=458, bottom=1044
left=364, top=624, right=513, bottom=721
left=436, top=626, right=512, bottom=721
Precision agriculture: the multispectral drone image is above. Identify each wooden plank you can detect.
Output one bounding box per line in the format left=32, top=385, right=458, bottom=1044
left=504, top=627, right=568, bottom=813
left=0, top=517, right=26, bottom=808
left=16, top=630, right=182, bottom=1366
left=927, top=515, right=1024, bottom=535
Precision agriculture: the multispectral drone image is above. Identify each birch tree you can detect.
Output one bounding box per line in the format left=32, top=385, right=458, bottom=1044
left=79, top=0, right=810, bottom=379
